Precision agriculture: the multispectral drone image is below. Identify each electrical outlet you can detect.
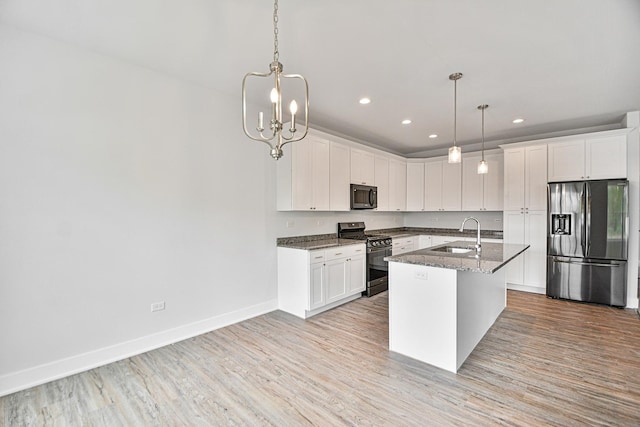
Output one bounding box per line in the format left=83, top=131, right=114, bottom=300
left=286, top=221, right=295, bottom=228
left=432, top=217, right=438, bottom=222
left=317, top=220, right=324, bottom=227
left=151, top=301, right=165, bottom=312
left=414, top=270, right=428, bottom=280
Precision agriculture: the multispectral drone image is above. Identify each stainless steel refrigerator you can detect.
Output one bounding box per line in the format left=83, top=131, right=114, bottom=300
left=547, top=180, right=628, bottom=307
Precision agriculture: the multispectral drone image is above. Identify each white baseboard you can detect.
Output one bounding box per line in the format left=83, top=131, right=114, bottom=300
left=0, top=299, right=278, bottom=397
left=506, top=283, right=546, bottom=295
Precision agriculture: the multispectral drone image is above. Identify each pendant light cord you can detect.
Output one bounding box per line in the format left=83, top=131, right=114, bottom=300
left=453, top=78, right=457, bottom=148
left=481, top=106, right=485, bottom=161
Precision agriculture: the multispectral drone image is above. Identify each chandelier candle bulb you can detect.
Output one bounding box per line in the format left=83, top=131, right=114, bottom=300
left=290, top=100, right=298, bottom=131
left=258, top=112, right=264, bottom=131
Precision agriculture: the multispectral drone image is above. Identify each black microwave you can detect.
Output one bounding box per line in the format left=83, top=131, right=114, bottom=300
left=350, top=184, right=377, bottom=210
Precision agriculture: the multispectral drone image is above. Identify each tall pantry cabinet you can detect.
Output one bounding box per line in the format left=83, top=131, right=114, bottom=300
left=502, top=144, right=548, bottom=294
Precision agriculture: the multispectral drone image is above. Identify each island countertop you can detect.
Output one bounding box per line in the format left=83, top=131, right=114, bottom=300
left=385, top=241, right=529, bottom=274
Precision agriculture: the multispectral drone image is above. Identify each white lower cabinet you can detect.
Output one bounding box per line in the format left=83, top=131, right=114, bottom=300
left=392, top=237, right=416, bottom=255
left=278, top=244, right=365, bottom=319
left=503, top=210, right=547, bottom=293
left=417, top=235, right=432, bottom=249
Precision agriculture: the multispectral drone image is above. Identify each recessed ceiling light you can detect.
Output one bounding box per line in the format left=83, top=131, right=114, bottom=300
left=428, top=134, right=438, bottom=139
left=512, top=118, right=525, bottom=124
left=402, top=119, right=412, bottom=125
left=359, top=97, right=371, bottom=105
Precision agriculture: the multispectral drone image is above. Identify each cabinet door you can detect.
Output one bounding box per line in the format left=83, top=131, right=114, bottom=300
left=461, top=154, right=483, bottom=211
left=585, top=135, right=627, bottom=180
left=525, top=145, right=548, bottom=211
left=329, top=142, right=350, bottom=211
left=309, top=262, right=326, bottom=310
left=503, top=210, right=525, bottom=285
left=424, top=160, right=443, bottom=211
left=325, top=258, right=348, bottom=304
left=483, top=153, right=504, bottom=211
left=417, top=235, right=432, bottom=249
left=347, top=254, right=366, bottom=293
left=406, top=162, right=425, bottom=211
left=291, top=140, right=313, bottom=210
left=374, top=156, right=390, bottom=211
left=547, top=139, right=584, bottom=182
left=524, top=210, right=547, bottom=289
left=389, top=159, right=407, bottom=211
left=441, top=161, right=462, bottom=211
left=503, top=148, right=525, bottom=211
left=351, top=149, right=375, bottom=185
left=311, top=138, right=330, bottom=210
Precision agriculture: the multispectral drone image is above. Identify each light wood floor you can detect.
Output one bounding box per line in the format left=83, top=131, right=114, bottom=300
left=2, top=290, right=640, bottom=426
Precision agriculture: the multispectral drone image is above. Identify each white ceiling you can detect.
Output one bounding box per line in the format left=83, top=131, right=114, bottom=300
left=2, top=0, right=639, bottom=157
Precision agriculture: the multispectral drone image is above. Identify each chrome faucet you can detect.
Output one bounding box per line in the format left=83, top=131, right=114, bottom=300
left=459, top=216, right=482, bottom=252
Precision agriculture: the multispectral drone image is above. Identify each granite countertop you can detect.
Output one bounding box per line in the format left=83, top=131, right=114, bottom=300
left=277, top=234, right=366, bottom=250
left=385, top=241, right=529, bottom=274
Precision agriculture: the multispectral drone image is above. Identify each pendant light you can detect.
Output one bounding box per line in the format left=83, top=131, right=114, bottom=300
left=241, top=0, right=309, bottom=160
left=448, top=73, right=463, bottom=163
left=477, top=104, right=489, bottom=174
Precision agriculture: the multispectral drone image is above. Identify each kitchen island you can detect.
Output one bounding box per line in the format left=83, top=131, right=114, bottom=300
left=385, top=241, right=529, bottom=373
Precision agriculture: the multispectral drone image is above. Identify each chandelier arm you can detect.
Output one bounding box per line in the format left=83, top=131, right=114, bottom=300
left=242, top=70, right=279, bottom=143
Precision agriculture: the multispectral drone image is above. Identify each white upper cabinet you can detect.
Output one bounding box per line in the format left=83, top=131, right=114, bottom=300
left=374, top=155, right=390, bottom=211
left=350, top=148, right=375, bottom=185
left=406, top=162, right=425, bottom=211
left=424, top=158, right=461, bottom=211
left=504, top=144, right=547, bottom=211
left=424, top=160, right=443, bottom=211
left=462, top=153, right=504, bottom=211
left=547, top=134, right=627, bottom=182
left=441, top=161, right=462, bottom=211
left=329, top=142, right=350, bottom=211
left=277, top=135, right=330, bottom=211
left=388, top=159, right=407, bottom=211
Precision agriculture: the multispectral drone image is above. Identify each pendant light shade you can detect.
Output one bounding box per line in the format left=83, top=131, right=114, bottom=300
left=448, top=73, right=463, bottom=163
left=477, top=104, right=489, bottom=174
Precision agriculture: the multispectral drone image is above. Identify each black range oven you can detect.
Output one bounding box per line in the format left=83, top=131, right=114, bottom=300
left=338, top=222, right=392, bottom=297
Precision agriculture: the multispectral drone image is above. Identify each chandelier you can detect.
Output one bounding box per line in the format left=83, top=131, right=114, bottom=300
left=242, top=0, right=309, bottom=160
left=448, top=73, right=463, bottom=163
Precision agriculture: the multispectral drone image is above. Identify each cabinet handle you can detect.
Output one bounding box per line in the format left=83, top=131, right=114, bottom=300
left=314, top=256, right=323, bottom=259
left=335, top=252, right=342, bottom=255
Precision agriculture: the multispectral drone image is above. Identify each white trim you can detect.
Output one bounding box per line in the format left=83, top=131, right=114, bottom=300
left=304, top=293, right=362, bottom=318
left=0, top=299, right=278, bottom=397
left=506, top=283, right=546, bottom=295
left=499, top=127, right=632, bottom=150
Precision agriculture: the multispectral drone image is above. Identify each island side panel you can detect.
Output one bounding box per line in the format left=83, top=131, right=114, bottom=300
left=456, top=268, right=507, bottom=370
left=388, top=262, right=458, bottom=373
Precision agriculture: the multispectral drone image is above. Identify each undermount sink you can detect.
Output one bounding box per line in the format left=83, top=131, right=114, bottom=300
left=430, top=245, right=475, bottom=254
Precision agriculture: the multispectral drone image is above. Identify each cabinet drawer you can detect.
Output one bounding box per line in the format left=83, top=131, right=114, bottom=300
left=325, top=244, right=365, bottom=261
left=392, top=237, right=415, bottom=247
left=309, top=251, right=325, bottom=263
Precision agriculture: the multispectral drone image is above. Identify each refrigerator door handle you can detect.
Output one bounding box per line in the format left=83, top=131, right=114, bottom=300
left=584, top=183, right=591, bottom=256
left=552, top=258, right=623, bottom=268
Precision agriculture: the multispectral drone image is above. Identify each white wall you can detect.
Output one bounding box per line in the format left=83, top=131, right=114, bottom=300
left=0, top=24, right=281, bottom=395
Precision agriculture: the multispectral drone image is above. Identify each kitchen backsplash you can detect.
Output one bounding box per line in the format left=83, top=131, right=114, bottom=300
left=275, top=210, right=503, bottom=237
